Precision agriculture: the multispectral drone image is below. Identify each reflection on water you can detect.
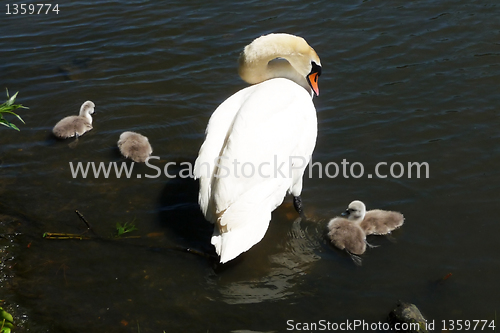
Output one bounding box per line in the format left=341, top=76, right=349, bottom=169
left=1, top=0, right=500, bottom=331
left=219, top=217, right=321, bottom=304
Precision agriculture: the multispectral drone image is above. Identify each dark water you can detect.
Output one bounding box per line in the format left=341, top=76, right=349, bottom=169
left=1, top=0, right=499, bottom=331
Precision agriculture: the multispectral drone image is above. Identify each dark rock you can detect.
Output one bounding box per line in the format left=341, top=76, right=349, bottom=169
left=388, top=301, right=429, bottom=333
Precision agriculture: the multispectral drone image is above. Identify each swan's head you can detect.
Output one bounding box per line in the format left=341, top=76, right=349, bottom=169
left=341, top=200, right=366, bottom=223
left=238, top=33, right=322, bottom=96
left=80, top=101, right=95, bottom=116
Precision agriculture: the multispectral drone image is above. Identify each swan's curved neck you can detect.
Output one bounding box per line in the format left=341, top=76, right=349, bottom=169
left=79, top=106, right=93, bottom=123
left=83, top=113, right=93, bottom=124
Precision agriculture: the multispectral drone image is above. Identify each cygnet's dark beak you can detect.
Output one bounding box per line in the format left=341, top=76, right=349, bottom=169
left=341, top=209, right=350, bottom=217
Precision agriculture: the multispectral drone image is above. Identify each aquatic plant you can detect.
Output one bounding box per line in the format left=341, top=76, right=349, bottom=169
left=115, top=221, right=138, bottom=237
left=0, top=89, right=28, bottom=131
left=0, top=307, right=13, bottom=333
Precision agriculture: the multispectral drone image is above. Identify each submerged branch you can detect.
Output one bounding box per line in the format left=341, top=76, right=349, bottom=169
left=43, top=232, right=91, bottom=240
left=75, top=210, right=98, bottom=237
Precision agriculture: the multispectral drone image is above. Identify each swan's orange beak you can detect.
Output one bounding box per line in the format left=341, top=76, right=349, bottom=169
left=307, top=72, right=320, bottom=96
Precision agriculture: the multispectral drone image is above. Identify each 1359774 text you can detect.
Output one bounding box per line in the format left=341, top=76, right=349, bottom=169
left=6, top=4, right=59, bottom=14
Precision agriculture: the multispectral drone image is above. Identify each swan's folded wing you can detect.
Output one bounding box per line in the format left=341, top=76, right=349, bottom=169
left=194, top=87, right=252, bottom=222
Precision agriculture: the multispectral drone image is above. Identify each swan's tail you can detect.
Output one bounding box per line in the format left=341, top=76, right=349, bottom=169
left=211, top=202, right=272, bottom=263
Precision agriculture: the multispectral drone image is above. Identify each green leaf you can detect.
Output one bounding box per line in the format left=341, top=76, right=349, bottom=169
left=0, top=308, right=13, bottom=323
left=0, top=119, right=20, bottom=131
left=6, top=91, right=18, bottom=107
left=0, top=89, right=27, bottom=131
left=0, top=110, right=25, bottom=124
left=115, top=221, right=138, bottom=237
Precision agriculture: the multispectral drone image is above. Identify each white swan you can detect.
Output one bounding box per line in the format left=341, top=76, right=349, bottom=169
left=53, top=101, right=95, bottom=139
left=194, top=33, right=322, bottom=263
left=342, top=200, right=405, bottom=236
left=117, top=131, right=153, bottom=163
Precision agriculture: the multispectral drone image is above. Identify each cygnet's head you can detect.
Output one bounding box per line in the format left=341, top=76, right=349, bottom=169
left=341, top=200, right=366, bottom=222
left=119, top=131, right=133, bottom=141
left=80, top=101, right=95, bottom=116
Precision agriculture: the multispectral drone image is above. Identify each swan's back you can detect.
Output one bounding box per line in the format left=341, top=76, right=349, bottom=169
left=196, top=78, right=317, bottom=263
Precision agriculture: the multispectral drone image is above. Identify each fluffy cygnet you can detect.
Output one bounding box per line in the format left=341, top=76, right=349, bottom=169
left=327, top=200, right=404, bottom=264
left=53, top=101, right=95, bottom=139
left=343, top=200, right=405, bottom=236
left=327, top=217, right=367, bottom=256
left=117, top=131, right=152, bottom=163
